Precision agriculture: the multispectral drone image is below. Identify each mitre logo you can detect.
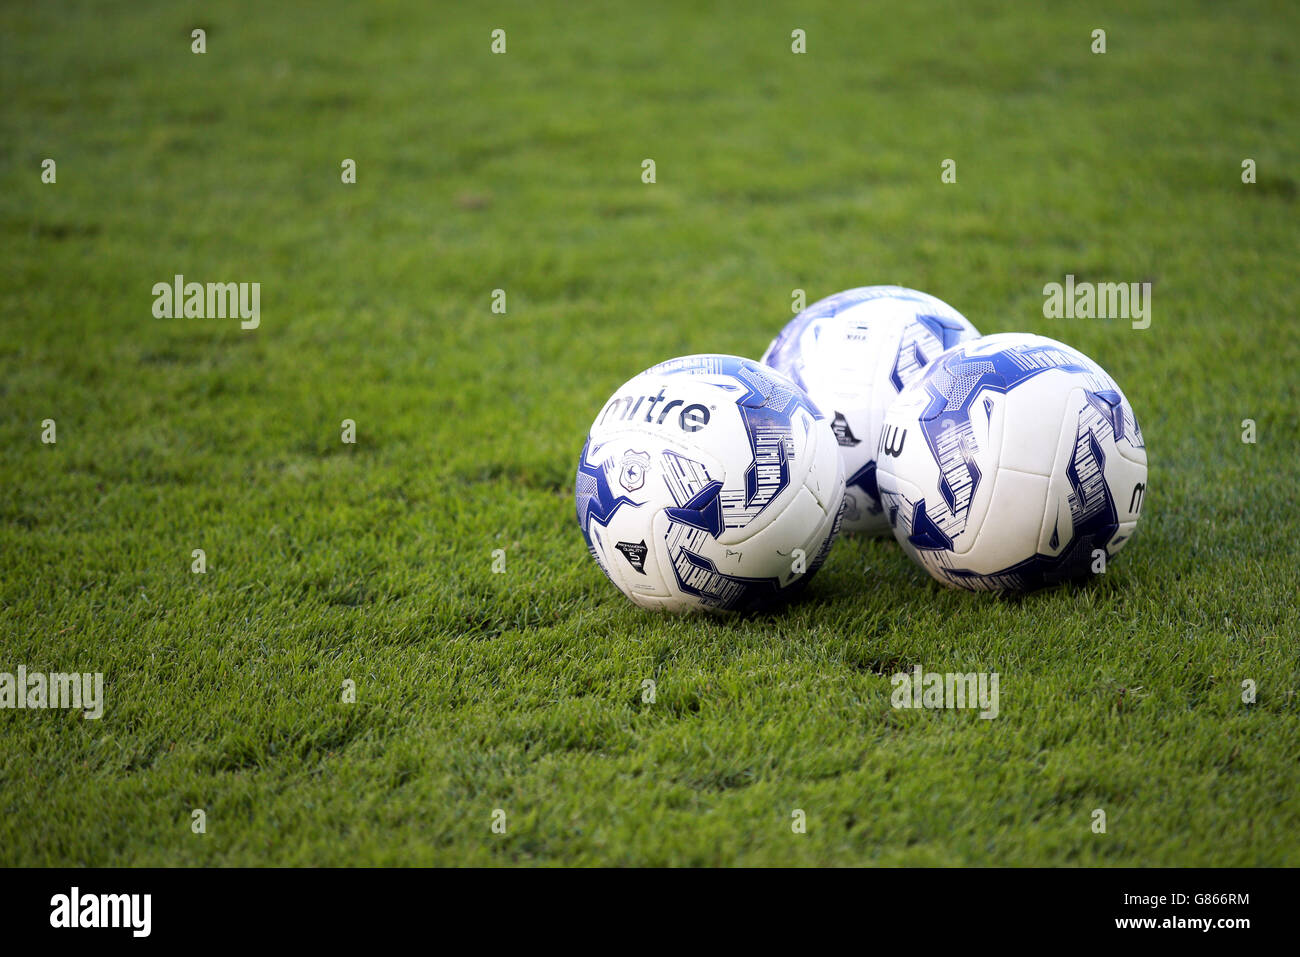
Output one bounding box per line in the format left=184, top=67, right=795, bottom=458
left=619, top=451, right=650, bottom=491
left=599, top=387, right=711, bottom=432
left=881, top=424, right=907, bottom=457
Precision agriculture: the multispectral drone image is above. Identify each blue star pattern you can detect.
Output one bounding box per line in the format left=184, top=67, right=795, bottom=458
left=882, top=339, right=1143, bottom=591
left=575, top=437, right=644, bottom=575
left=576, top=355, right=842, bottom=611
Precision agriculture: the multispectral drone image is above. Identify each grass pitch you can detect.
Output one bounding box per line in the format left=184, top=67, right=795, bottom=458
left=1, top=0, right=1298, bottom=866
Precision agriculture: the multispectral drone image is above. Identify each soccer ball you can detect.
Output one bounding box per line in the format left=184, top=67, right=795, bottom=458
left=575, top=354, right=846, bottom=613
left=762, top=286, right=980, bottom=534
left=875, top=333, right=1147, bottom=592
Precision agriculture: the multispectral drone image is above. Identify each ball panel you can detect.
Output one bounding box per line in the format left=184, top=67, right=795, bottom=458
left=999, top=375, right=1072, bottom=476
left=725, top=485, right=831, bottom=582
left=1108, top=519, right=1140, bottom=556
left=588, top=515, right=669, bottom=601
left=802, top=415, right=846, bottom=517
left=964, top=468, right=1049, bottom=574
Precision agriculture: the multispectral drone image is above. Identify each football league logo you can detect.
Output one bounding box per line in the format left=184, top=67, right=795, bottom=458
left=830, top=411, right=860, bottom=447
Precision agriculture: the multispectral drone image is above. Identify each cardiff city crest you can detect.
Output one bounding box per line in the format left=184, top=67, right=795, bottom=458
left=619, top=450, right=651, bottom=492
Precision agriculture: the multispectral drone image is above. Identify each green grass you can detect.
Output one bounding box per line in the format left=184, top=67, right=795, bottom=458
left=1, top=0, right=1298, bottom=866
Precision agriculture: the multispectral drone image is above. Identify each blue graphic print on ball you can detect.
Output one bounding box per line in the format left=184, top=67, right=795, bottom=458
left=761, top=286, right=980, bottom=534
left=576, top=354, right=846, bottom=612
left=876, top=334, right=1147, bottom=593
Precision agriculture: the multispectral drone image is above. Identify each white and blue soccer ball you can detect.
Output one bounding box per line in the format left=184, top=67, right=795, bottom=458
left=762, top=286, right=980, bottom=535
left=576, top=355, right=846, bottom=613
left=876, top=333, right=1147, bottom=592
